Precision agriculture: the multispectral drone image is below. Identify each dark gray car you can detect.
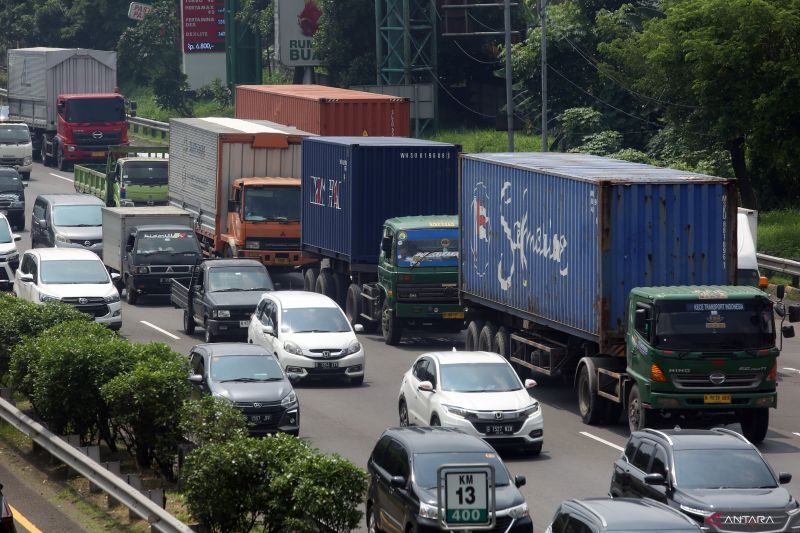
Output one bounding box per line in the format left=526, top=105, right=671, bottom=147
left=31, top=194, right=104, bottom=255
left=0, top=169, right=26, bottom=231
left=546, top=498, right=701, bottom=532
left=188, top=343, right=299, bottom=436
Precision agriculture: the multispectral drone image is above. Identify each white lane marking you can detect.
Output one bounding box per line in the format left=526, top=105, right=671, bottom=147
left=140, top=320, right=181, bottom=340
left=793, top=432, right=800, bottom=439
left=580, top=431, right=625, bottom=451
left=782, top=367, right=800, bottom=374
left=49, top=172, right=73, bottom=182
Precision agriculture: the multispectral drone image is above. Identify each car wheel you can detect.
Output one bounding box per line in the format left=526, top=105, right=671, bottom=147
left=465, top=320, right=484, bottom=351
left=183, top=310, right=195, bottom=335
left=366, top=503, right=381, bottom=533
left=627, top=384, right=651, bottom=433
left=430, top=414, right=441, bottom=427
left=399, top=399, right=410, bottom=426
left=350, top=375, right=364, bottom=386
left=381, top=300, right=402, bottom=345
left=125, top=276, right=138, bottom=305
left=739, top=408, right=769, bottom=444
left=303, top=267, right=319, bottom=292
left=578, top=365, right=605, bottom=425
left=204, top=320, right=216, bottom=343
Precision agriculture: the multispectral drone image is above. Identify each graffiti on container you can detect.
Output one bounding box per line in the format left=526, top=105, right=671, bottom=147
left=309, top=175, right=341, bottom=209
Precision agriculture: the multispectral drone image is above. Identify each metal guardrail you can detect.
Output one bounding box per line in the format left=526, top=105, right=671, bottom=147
left=758, top=253, right=800, bottom=283
left=0, top=394, right=193, bottom=533
left=129, top=115, right=169, bottom=132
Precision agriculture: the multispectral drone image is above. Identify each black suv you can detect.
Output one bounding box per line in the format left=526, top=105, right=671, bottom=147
left=610, top=428, right=799, bottom=532
left=366, top=427, right=532, bottom=533
left=546, top=498, right=702, bottom=532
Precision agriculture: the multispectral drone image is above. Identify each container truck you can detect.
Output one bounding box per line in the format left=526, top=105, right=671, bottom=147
left=168, top=117, right=316, bottom=271
left=459, top=153, right=799, bottom=443
left=235, top=85, right=410, bottom=136
left=7, top=48, right=129, bottom=171
left=101, top=206, right=201, bottom=305
left=301, top=137, right=463, bottom=344
left=74, top=146, right=169, bottom=207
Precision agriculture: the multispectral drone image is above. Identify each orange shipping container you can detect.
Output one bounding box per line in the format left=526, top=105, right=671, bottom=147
left=235, top=84, right=411, bottom=137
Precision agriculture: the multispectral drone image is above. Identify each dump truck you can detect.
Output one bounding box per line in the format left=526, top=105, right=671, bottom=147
left=74, top=146, right=169, bottom=207
left=458, top=152, right=799, bottom=443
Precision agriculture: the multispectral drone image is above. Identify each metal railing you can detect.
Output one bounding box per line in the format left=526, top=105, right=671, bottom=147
left=128, top=115, right=169, bottom=141
left=758, top=253, right=800, bottom=286
left=0, top=393, right=193, bottom=533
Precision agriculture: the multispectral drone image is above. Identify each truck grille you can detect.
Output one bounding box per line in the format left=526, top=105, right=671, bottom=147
left=73, top=131, right=123, bottom=147
left=0, top=200, right=13, bottom=208
left=0, top=158, right=23, bottom=166
left=245, top=237, right=299, bottom=251
left=396, top=284, right=459, bottom=302
left=672, top=372, right=762, bottom=389
left=60, top=297, right=109, bottom=318
left=148, top=265, right=192, bottom=274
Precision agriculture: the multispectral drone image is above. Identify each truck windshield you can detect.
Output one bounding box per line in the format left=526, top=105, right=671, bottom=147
left=65, top=98, right=125, bottom=123
left=135, top=231, right=199, bottom=260
left=122, top=162, right=168, bottom=186
left=654, top=299, right=774, bottom=350
left=208, top=268, right=274, bottom=292
left=40, top=259, right=109, bottom=284
left=396, top=229, right=459, bottom=267
left=52, top=205, right=102, bottom=227
left=243, top=186, right=300, bottom=222
left=0, top=125, right=30, bottom=144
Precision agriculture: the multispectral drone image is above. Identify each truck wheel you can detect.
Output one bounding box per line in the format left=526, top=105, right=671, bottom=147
left=627, top=384, right=651, bottom=433
left=345, top=283, right=362, bottom=325
left=465, top=320, right=484, bottom=351
left=183, top=310, right=195, bottom=335
left=315, top=270, right=337, bottom=300
left=494, top=327, right=511, bottom=358
left=303, top=267, right=319, bottom=291
left=56, top=145, right=71, bottom=171
left=125, top=277, right=138, bottom=305
left=478, top=323, right=497, bottom=352
left=334, top=273, right=350, bottom=308
left=578, top=365, right=606, bottom=425
left=40, top=137, right=53, bottom=167
left=382, top=300, right=402, bottom=345
left=739, top=408, right=769, bottom=444
left=204, top=320, right=217, bottom=343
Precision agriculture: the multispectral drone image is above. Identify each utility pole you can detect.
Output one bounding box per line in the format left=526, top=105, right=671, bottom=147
left=540, top=0, right=548, bottom=151
left=504, top=0, right=514, bottom=151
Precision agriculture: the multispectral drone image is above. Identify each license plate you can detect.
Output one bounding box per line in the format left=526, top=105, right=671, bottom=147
left=160, top=278, right=171, bottom=284
left=91, top=151, right=105, bottom=157
left=315, top=361, right=339, bottom=369
left=442, top=312, right=465, bottom=319
left=703, top=394, right=731, bottom=404
left=486, top=425, right=515, bottom=435
left=239, top=321, right=249, bottom=327
left=274, top=257, right=289, bottom=265
left=248, top=414, right=272, bottom=422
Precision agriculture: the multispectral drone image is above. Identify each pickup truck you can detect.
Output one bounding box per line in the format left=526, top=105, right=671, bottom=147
left=171, top=259, right=274, bottom=343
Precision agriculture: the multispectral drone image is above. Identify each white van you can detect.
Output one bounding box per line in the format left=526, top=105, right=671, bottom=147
left=0, top=123, right=33, bottom=180
left=737, top=208, right=764, bottom=288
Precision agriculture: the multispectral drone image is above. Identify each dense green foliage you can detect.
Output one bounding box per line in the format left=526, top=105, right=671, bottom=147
left=179, top=396, right=250, bottom=447
left=758, top=210, right=800, bottom=260
left=312, top=0, right=376, bottom=87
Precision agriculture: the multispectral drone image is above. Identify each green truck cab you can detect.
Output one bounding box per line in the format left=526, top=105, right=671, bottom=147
left=74, top=146, right=168, bottom=207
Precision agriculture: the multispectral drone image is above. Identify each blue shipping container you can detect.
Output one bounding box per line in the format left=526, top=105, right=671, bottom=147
left=302, top=137, right=460, bottom=264
left=460, top=153, right=737, bottom=349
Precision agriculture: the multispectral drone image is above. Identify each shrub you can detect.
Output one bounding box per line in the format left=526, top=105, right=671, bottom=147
left=575, top=130, right=623, bottom=156
left=102, top=343, right=190, bottom=478
left=179, top=396, right=250, bottom=447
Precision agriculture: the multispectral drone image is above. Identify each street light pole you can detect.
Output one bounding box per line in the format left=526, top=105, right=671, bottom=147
left=504, top=0, right=514, bottom=152
left=540, top=0, right=548, bottom=151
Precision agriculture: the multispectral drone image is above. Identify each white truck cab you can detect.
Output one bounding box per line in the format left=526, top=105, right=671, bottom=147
left=737, top=208, right=765, bottom=289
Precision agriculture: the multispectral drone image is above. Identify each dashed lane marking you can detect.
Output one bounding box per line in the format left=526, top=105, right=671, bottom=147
left=580, top=431, right=625, bottom=452
left=793, top=432, right=800, bottom=439
left=140, top=320, right=181, bottom=340
left=48, top=172, right=73, bottom=182
left=8, top=504, right=44, bottom=533
left=782, top=367, right=800, bottom=374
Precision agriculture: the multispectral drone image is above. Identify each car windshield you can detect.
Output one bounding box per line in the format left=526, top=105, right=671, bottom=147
left=40, top=259, right=109, bottom=284
left=52, top=205, right=102, bottom=227
left=413, top=452, right=510, bottom=489
left=243, top=186, right=301, bottom=222
left=396, top=229, right=459, bottom=267
left=0, top=125, right=30, bottom=144
left=65, top=98, right=125, bottom=123
left=674, top=449, right=777, bottom=489
left=122, top=162, right=168, bottom=186
left=0, top=173, right=23, bottom=194
left=654, top=299, right=775, bottom=350
left=210, top=354, right=284, bottom=382
left=207, top=268, right=273, bottom=292
left=0, top=219, right=12, bottom=243
left=281, top=307, right=351, bottom=333
left=440, top=363, right=522, bottom=393
left=134, top=231, right=200, bottom=256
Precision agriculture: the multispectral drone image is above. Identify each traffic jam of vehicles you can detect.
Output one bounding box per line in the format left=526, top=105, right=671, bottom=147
left=1, top=46, right=799, bottom=533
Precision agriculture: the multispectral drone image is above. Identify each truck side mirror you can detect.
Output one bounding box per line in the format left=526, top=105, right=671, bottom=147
left=777, top=285, right=785, bottom=300
left=381, top=236, right=392, bottom=254
left=788, top=305, right=800, bottom=323
left=57, top=102, right=65, bottom=115
left=228, top=200, right=238, bottom=212
left=782, top=325, right=795, bottom=339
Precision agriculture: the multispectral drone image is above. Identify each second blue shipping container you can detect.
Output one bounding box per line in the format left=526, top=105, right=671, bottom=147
left=460, top=152, right=737, bottom=348
left=302, top=137, right=460, bottom=264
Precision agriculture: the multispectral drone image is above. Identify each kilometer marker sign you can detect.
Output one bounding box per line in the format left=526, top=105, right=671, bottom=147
left=437, top=464, right=496, bottom=530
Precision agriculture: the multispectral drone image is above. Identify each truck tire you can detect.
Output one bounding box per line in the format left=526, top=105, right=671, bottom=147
left=739, top=408, right=769, bottom=444
left=56, top=144, right=71, bottom=171
left=627, top=384, right=652, bottom=433
left=465, top=320, right=484, bottom=351
left=382, top=300, right=402, bottom=345
left=125, top=276, right=138, bottom=305
left=204, top=319, right=217, bottom=343
left=333, top=273, right=349, bottom=308
left=303, top=267, right=319, bottom=291
left=578, top=365, right=606, bottom=425
left=183, top=310, right=195, bottom=335
left=494, top=327, right=511, bottom=358
left=345, top=283, right=362, bottom=325
left=478, top=323, right=497, bottom=352
left=315, top=270, right=336, bottom=300
left=40, top=136, right=54, bottom=167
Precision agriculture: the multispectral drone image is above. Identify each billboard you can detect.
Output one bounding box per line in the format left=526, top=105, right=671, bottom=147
left=128, top=2, right=153, bottom=20
left=275, top=0, right=322, bottom=66
left=182, top=0, right=225, bottom=53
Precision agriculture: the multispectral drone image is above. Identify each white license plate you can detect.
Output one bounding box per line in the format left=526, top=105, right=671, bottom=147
left=486, top=425, right=515, bottom=435
left=315, top=361, right=339, bottom=369
left=239, top=321, right=249, bottom=327
left=91, top=151, right=105, bottom=157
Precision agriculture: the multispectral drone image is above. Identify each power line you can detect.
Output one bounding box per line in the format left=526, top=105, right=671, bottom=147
left=432, top=76, right=497, bottom=118
left=452, top=40, right=501, bottom=65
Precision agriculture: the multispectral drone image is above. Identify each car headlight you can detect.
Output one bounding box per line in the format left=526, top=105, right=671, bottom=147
left=342, top=339, right=361, bottom=356
left=507, top=502, right=529, bottom=519
left=215, top=309, right=231, bottom=318
left=54, top=234, right=70, bottom=243
left=281, top=391, right=298, bottom=408
left=680, top=504, right=714, bottom=518
left=23, top=157, right=32, bottom=165
left=442, top=404, right=469, bottom=418
left=40, top=293, right=59, bottom=303
left=419, top=502, right=438, bottom=520
left=134, top=266, right=149, bottom=274
left=284, top=340, right=304, bottom=356
left=1, top=252, right=18, bottom=262
left=104, top=292, right=120, bottom=303
left=787, top=501, right=800, bottom=515
left=522, top=401, right=540, bottom=417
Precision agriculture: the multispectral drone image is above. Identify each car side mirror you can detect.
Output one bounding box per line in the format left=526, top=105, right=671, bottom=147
left=777, top=285, right=786, bottom=300
left=779, top=472, right=792, bottom=484
left=390, top=475, right=406, bottom=489
left=418, top=380, right=434, bottom=392
left=287, top=373, right=300, bottom=384
left=12, top=234, right=21, bottom=242
left=110, top=272, right=121, bottom=281
left=782, top=325, right=795, bottom=339
left=263, top=325, right=275, bottom=336
left=18, top=273, right=33, bottom=283
left=354, top=324, right=365, bottom=333
left=788, top=305, right=800, bottom=323
left=188, top=374, right=203, bottom=384
left=514, top=474, right=526, bottom=488
left=381, top=236, right=392, bottom=254
left=644, top=473, right=665, bottom=485
left=524, top=378, right=537, bottom=389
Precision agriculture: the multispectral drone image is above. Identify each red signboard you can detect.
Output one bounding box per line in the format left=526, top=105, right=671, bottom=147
left=182, top=0, right=225, bottom=53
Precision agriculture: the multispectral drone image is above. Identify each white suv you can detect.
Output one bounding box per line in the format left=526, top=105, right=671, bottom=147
left=248, top=291, right=365, bottom=385
left=0, top=214, right=21, bottom=290
left=14, top=248, right=122, bottom=329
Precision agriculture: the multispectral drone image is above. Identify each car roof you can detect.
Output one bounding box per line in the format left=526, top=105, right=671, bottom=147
left=424, top=351, right=508, bottom=365
left=266, top=290, right=339, bottom=309
left=382, top=427, right=494, bottom=454
left=30, top=247, right=103, bottom=261
left=37, top=193, right=104, bottom=206
left=566, top=498, right=698, bottom=530
left=133, top=225, right=195, bottom=232
left=193, top=343, right=273, bottom=357
left=633, top=428, right=753, bottom=450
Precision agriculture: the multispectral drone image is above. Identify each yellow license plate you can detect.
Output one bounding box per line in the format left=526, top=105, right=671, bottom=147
left=273, top=257, right=289, bottom=265
left=91, top=151, right=105, bottom=157
left=703, top=394, right=731, bottom=404
left=442, top=312, right=465, bottom=319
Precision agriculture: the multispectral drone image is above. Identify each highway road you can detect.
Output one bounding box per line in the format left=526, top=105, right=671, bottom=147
left=4, top=161, right=800, bottom=531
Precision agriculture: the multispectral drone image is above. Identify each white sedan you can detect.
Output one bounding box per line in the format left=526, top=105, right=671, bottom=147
left=398, top=351, right=544, bottom=454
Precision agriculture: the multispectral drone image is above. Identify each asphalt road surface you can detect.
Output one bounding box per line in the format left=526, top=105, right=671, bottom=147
left=4, top=162, right=800, bottom=531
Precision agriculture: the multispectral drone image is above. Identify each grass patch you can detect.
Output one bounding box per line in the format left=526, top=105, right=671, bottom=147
left=123, top=85, right=233, bottom=123
left=425, top=128, right=542, bottom=152
left=758, top=209, right=800, bottom=259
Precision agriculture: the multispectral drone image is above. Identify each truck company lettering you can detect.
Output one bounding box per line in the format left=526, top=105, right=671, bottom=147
left=690, top=302, right=745, bottom=311
left=310, top=175, right=341, bottom=209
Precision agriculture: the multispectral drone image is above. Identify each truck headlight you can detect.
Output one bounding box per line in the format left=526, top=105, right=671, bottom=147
left=341, top=339, right=361, bottom=356
left=22, top=157, right=32, bottom=166
left=215, top=309, right=231, bottom=318
left=54, top=234, right=70, bottom=243
left=104, top=292, right=120, bottom=303
left=283, top=340, right=304, bottom=356
left=134, top=266, right=149, bottom=274
left=40, top=293, right=59, bottom=303
left=281, top=391, right=298, bottom=408
left=67, top=145, right=76, bottom=152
